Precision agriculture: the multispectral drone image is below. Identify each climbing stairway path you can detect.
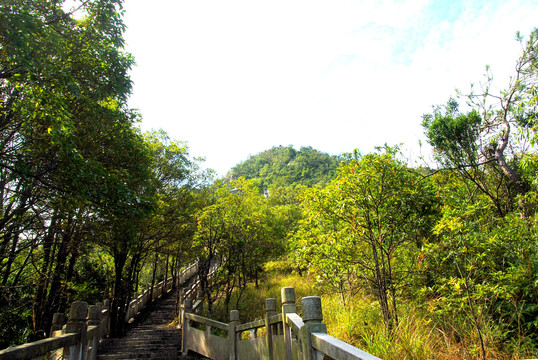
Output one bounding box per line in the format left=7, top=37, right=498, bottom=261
left=97, top=287, right=202, bottom=360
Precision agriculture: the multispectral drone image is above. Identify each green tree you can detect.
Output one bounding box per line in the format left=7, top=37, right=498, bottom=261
left=193, top=178, right=283, bottom=314
left=229, top=145, right=340, bottom=190
left=0, top=0, right=157, bottom=343
left=296, top=148, right=439, bottom=332
left=422, top=29, right=538, bottom=216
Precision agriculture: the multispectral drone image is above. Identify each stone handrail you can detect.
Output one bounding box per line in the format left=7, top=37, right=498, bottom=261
left=0, top=262, right=198, bottom=360
left=180, top=260, right=218, bottom=314
left=185, top=313, right=229, bottom=331
left=181, top=286, right=382, bottom=360
left=0, top=332, right=79, bottom=360
left=312, top=333, right=382, bottom=360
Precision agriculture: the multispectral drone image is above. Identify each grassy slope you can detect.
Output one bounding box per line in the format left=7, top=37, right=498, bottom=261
left=207, top=265, right=533, bottom=360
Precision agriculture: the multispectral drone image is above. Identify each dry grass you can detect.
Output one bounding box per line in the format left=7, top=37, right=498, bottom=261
left=205, top=263, right=537, bottom=360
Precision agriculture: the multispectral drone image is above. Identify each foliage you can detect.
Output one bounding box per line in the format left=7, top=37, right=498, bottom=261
left=0, top=0, right=201, bottom=344
left=295, top=147, right=440, bottom=331
left=0, top=9, right=536, bottom=359
left=418, top=29, right=538, bottom=358
left=423, top=28, right=538, bottom=217
left=420, top=199, right=538, bottom=356
left=193, top=178, right=285, bottom=314
left=229, top=145, right=340, bottom=190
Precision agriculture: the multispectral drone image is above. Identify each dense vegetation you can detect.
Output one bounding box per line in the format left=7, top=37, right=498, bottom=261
left=228, top=145, right=340, bottom=189
left=0, top=0, right=206, bottom=345
left=1, top=1, right=537, bottom=359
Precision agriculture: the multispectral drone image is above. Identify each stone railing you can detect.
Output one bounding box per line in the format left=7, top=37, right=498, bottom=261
left=124, top=261, right=198, bottom=323
left=179, top=260, right=219, bottom=316
left=0, top=263, right=198, bottom=360
left=181, top=286, right=382, bottom=360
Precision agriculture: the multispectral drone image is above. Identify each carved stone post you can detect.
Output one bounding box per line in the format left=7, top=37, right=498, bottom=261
left=141, top=288, right=147, bottom=307
left=181, top=299, right=193, bottom=355
left=65, top=301, right=88, bottom=360
left=88, top=304, right=102, bottom=360
left=281, top=287, right=296, bottom=360
left=134, top=294, right=140, bottom=315
left=50, top=313, right=66, bottom=336
left=265, top=298, right=277, bottom=360
left=196, top=290, right=204, bottom=314
left=102, top=299, right=111, bottom=338
left=179, top=288, right=185, bottom=305
left=124, top=301, right=131, bottom=323
left=300, top=297, right=327, bottom=360
left=228, top=310, right=240, bottom=360
left=49, top=313, right=67, bottom=360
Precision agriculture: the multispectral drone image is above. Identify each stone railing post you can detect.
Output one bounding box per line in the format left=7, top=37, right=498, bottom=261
left=181, top=299, right=193, bottom=355
left=196, top=290, right=203, bottom=314
left=87, top=304, right=102, bottom=360
left=300, top=297, right=327, bottom=360
left=50, top=313, right=66, bottom=336
left=228, top=310, right=239, bottom=360
left=179, top=288, right=185, bottom=305
left=134, top=294, right=140, bottom=315
left=95, top=302, right=104, bottom=340
left=124, top=301, right=132, bottom=323
left=281, top=287, right=296, bottom=360
left=103, top=299, right=111, bottom=338
left=49, top=313, right=67, bottom=360
left=265, top=298, right=277, bottom=360
left=65, top=301, right=88, bottom=360
left=141, top=288, right=147, bottom=307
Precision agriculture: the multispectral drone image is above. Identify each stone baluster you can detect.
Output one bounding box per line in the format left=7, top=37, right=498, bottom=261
left=134, top=294, right=140, bottom=315
left=196, top=290, right=203, bottom=314
left=48, top=313, right=67, bottom=360
left=281, top=287, right=296, bottom=360
left=228, top=310, right=240, bottom=360
left=50, top=313, right=66, bottom=336
left=65, top=301, right=88, bottom=360
left=265, top=298, right=277, bottom=360
left=102, top=299, right=111, bottom=338
left=87, top=304, right=102, bottom=360
left=300, top=296, right=327, bottom=360
left=181, top=299, right=193, bottom=355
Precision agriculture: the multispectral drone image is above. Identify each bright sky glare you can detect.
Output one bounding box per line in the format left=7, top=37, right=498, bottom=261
left=121, top=0, right=537, bottom=176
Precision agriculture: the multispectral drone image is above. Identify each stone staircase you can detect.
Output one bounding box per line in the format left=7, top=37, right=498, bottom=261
left=97, top=289, right=202, bottom=360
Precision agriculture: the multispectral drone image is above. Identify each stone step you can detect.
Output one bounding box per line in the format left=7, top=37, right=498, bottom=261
left=103, top=341, right=179, bottom=347
left=97, top=353, right=178, bottom=360
left=97, top=288, right=188, bottom=360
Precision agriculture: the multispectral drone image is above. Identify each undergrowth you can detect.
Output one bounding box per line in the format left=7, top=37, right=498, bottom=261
left=203, top=261, right=537, bottom=360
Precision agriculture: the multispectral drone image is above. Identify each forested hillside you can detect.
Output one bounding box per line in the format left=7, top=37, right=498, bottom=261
left=1, top=1, right=538, bottom=359
left=228, top=145, right=340, bottom=189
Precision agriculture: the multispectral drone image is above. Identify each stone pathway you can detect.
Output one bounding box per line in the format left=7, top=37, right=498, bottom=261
left=97, top=289, right=203, bottom=360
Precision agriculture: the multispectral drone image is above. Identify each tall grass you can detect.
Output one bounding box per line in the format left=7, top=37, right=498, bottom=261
left=205, top=263, right=537, bottom=359
left=207, top=268, right=314, bottom=324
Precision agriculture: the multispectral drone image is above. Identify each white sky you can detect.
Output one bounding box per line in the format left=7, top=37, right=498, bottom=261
left=121, top=0, right=537, bottom=176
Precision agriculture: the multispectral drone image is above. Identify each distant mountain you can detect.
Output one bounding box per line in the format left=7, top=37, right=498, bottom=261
left=228, top=145, right=341, bottom=189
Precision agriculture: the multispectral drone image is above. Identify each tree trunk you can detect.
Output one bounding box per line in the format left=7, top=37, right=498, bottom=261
left=110, top=250, right=128, bottom=337
left=33, top=213, right=58, bottom=332
left=149, top=253, right=158, bottom=303
left=42, top=219, right=73, bottom=333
